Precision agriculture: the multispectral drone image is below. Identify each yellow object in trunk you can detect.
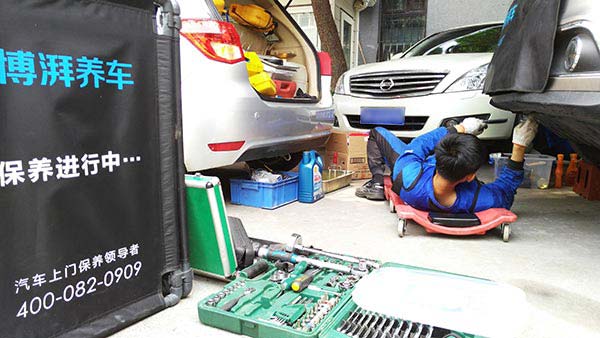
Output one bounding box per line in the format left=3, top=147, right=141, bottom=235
left=212, top=0, right=226, bottom=14
left=229, top=4, right=276, bottom=33
left=244, top=52, right=264, bottom=76
left=249, top=72, right=276, bottom=96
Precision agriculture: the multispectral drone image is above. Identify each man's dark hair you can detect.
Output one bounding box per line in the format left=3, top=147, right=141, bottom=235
left=434, top=133, right=487, bottom=182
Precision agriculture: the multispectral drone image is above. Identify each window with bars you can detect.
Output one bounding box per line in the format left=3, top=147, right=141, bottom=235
left=377, top=0, right=427, bottom=61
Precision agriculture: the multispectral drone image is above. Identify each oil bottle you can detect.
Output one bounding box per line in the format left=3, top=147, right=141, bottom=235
left=298, top=150, right=324, bottom=203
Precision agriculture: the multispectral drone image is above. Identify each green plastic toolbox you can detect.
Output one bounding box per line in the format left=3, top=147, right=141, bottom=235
left=197, top=255, right=490, bottom=338
left=186, top=174, right=237, bottom=278
left=197, top=236, right=529, bottom=338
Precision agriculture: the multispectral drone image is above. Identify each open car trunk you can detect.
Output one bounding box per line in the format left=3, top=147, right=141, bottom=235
left=219, top=0, right=322, bottom=102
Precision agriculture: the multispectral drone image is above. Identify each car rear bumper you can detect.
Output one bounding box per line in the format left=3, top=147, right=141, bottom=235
left=334, top=90, right=515, bottom=140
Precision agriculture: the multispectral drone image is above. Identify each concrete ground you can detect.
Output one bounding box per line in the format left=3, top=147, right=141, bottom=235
left=113, top=165, right=600, bottom=338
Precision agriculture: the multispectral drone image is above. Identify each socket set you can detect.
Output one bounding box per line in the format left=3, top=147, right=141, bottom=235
left=198, top=237, right=480, bottom=338
left=198, top=252, right=378, bottom=338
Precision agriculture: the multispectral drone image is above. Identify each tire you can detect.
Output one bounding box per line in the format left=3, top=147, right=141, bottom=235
left=247, top=152, right=303, bottom=172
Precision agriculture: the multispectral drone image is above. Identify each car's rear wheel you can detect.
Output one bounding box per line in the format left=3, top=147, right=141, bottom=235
left=247, top=152, right=303, bottom=172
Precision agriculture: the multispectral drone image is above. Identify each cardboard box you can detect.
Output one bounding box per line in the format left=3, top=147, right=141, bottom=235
left=324, top=131, right=371, bottom=180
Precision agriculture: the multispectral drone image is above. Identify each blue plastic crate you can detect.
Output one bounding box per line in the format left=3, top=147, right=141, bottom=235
left=230, top=172, right=298, bottom=209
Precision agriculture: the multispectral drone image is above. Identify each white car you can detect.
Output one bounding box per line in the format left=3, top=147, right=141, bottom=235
left=334, top=23, right=515, bottom=145
left=178, top=0, right=334, bottom=171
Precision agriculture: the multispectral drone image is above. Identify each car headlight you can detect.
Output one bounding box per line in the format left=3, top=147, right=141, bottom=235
left=445, top=64, right=489, bottom=93
left=564, top=36, right=583, bottom=72
left=334, top=72, right=348, bottom=95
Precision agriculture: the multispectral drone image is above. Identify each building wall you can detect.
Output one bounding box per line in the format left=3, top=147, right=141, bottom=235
left=357, top=2, right=380, bottom=65
left=425, top=0, right=512, bottom=35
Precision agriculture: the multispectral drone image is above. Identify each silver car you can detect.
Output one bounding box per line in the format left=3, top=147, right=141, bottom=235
left=178, top=0, right=334, bottom=171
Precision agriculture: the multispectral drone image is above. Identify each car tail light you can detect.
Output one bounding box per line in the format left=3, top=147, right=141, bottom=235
left=180, top=19, right=245, bottom=64
left=318, top=52, right=332, bottom=76
left=208, top=141, right=245, bottom=151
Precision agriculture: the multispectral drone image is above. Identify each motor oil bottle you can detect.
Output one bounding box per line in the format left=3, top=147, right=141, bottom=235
left=298, top=150, right=324, bottom=203
left=565, top=153, right=578, bottom=186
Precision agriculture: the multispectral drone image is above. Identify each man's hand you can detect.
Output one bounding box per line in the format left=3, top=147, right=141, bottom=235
left=512, top=116, right=538, bottom=147
left=458, top=118, right=487, bottom=136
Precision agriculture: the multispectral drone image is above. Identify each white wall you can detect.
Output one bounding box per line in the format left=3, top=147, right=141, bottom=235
left=426, top=0, right=513, bottom=35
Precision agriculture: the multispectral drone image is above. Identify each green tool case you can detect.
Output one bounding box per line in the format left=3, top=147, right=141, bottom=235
left=198, top=258, right=482, bottom=338
left=186, top=174, right=237, bottom=278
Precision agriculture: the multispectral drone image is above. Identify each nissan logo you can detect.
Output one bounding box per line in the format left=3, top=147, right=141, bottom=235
left=379, top=78, right=395, bottom=91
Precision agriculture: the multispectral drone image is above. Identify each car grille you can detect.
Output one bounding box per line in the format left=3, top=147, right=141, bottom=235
left=349, top=71, right=447, bottom=98
left=346, top=115, right=428, bottom=131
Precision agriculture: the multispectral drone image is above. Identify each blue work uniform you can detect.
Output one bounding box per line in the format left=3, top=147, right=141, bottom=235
left=367, top=126, right=524, bottom=213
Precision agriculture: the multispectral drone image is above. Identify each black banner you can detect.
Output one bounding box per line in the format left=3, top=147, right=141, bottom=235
left=484, top=0, right=561, bottom=95
left=0, top=1, right=178, bottom=336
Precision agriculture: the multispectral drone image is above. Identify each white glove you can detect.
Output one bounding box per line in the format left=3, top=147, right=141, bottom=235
left=512, top=116, right=539, bottom=147
left=459, top=117, right=487, bottom=136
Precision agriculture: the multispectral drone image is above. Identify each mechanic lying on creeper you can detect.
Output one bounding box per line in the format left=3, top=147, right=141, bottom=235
left=356, top=117, right=538, bottom=213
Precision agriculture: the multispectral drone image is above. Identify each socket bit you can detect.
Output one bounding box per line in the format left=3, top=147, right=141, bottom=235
left=338, top=310, right=359, bottom=332
left=383, top=319, right=396, bottom=335
left=355, top=324, right=369, bottom=338
left=350, top=314, right=371, bottom=337
left=402, top=322, right=413, bottom=338
left=375, top=318, right=391, bottom=338
left=364, top=328, right=377, bottom=338
left=363, top=314, right=377, bottom=329
left=392, top=320, right=403, bottom=338
left=371, top=316, right=384, bottom=332
left=358, top=313, right=372, bottom=326
left=342, top=313, right=364, bottom=334
left=424, top=325, right=433, bottom=338
left=357, top=315, right=378, bottom=338
left=412, top=323, right=423, bottom=338
left=377, top=317, right=389, bottom=332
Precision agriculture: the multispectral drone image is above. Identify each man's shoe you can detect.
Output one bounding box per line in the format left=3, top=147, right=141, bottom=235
left=355, top=180, right=385, bottom=200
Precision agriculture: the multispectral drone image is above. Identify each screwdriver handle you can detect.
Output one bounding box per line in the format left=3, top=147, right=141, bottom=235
left=280, top=261, right=308, bottom=290
left=291, top=269, right=319, bottom=292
